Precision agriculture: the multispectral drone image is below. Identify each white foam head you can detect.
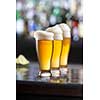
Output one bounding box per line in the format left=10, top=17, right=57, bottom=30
left=46, top=25, right=63, bottom=40
left=59, top=23, right=71, bottom=38
left=33, top=30, right=54, bottom=40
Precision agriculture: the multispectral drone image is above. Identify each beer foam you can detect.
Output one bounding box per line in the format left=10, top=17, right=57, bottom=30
left=46, top=25, right=63, bottom=40
left=59, top=23, right=71, bottom=38
left=34, top=30, right=54, bottom=40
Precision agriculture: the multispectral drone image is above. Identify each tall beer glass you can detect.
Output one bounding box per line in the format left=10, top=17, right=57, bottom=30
left=34, top=30, right=54, bottom=77
left=59, top=23, right=71, bottom=77
left=46, top=25, right=63, bottom=78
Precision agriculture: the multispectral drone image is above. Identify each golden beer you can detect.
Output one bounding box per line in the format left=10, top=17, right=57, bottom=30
left=51, top=40, right=62, bottom=69
left=60, top=38, right=71, bottom=67
left=46, top=25, right=63, bottom=77
left=33, top=30, right=54, bottom=77
left=59, top=23, right=71, bottom=76
left=37, top=40, right=52, bottom=71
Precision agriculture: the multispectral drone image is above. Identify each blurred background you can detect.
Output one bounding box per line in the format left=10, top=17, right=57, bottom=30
left=16, top=0, right=83, bottom=64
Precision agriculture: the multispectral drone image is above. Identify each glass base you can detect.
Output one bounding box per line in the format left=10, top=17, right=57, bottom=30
left=51, top=69, right=60, bottom=78
left=60, top=67, right=68, bottom=77
left=39, top=71, right=51, bottom=77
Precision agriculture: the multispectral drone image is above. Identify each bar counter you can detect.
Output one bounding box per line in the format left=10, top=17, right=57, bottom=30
left=16, top=62, right=83, bottom=99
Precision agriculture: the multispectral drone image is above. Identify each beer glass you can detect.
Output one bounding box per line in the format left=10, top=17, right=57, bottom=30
left=34, top=30, right=54, bottom=77
left=59, top=23, right=71, bottom=77
left=46, top=25, right=63, bottom=78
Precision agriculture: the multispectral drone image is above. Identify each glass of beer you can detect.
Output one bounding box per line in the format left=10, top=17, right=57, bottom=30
left=34, top=30, right=54, bottom=77
left=59, top=23, right=71, bottom=77
left=46, top=25, right=63, bottom=78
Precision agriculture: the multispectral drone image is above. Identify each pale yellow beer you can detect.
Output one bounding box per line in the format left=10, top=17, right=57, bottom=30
left=60, top=38, right=71, bottom=67
left=46, top=25, right=63, bottom=77
left=33, top=30, right=54, bottom=77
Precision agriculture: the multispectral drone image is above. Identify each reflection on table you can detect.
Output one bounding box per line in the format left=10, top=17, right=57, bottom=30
left=16, top=62, right=83, bottom=84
